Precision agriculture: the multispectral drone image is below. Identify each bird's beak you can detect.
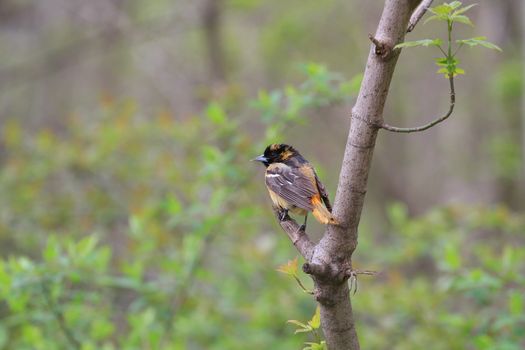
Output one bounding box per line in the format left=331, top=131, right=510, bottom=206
left=251, top=154, right=267, bottom=163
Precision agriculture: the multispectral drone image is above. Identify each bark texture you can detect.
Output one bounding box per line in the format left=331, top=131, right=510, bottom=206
left=287, top=1, right=422, bottom=349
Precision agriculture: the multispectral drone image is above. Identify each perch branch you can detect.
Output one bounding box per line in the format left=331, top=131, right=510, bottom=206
left=407, top=0, right=434, bottom=32
left=273, top=209, right=315, bottom=261
left=379, top=74, right=455, bottom=133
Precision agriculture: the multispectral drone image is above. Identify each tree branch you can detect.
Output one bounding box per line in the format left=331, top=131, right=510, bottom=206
left=273, top=209, right=315, bottom=261
left=202, top=0, right=226, bottom=83
left=309, top=1, right=421, bottom=349
left=368, top=34, right=395, bottom=60
left=273, top=1, right=423, bottom=349
left=407, top=0, right=434, bottom=32
left=379, top=74, right=455, bottom=133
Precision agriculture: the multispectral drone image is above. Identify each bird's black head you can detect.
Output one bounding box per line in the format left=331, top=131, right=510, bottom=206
left=252, top=143, right=303, bottom=167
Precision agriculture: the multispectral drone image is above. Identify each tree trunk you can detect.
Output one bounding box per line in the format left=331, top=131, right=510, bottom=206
left=298, top=1, right=422, bottom=349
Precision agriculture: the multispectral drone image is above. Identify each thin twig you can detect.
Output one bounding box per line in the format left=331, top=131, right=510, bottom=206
left=346, top=270, right=378, bottom=295
left=379, top=74, right=455, bottom=133
left=452, top=43, right=464, bottom=57
left=368, top=34, right=394, bottom=60
left=407, top=0, right=434, bottom=32
left=437, top=45, right=447, bottom=57
left=293, top=275, right=314, bottom=295
left=368, top=33, right=383, bottom=49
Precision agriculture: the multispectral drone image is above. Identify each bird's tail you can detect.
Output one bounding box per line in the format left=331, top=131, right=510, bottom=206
left=311, top=196, right=338, bottom=225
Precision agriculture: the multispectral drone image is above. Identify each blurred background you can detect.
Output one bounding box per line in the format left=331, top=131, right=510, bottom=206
left=0, top=0, right=523, bottom=349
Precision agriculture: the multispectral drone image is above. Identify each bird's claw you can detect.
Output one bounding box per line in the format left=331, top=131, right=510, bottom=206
left=278, top=209, right=289, bottom=221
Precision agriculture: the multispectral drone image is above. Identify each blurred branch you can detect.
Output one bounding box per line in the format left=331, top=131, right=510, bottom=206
left=407, top=0, right=434, bottom=32
left=0, top=10, right=191, bottom=87
left=41, top=282, right=81, bottom=350
left=202, top=0, right=226, bottom=83
left=378, top=74, right=456, bottom=133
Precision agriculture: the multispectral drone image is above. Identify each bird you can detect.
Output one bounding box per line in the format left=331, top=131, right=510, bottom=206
left=253, top=143, right=337, bottom=230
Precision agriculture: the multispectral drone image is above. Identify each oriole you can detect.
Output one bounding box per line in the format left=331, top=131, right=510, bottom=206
left=253, top=144, right=337, bottom=230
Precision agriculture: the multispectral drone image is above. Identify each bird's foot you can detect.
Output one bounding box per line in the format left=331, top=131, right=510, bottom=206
left=294, top=224, right=307, bottom=236
left=278, top=209, right=289, bottom=221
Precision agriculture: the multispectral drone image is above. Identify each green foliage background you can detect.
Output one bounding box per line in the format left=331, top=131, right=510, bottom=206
left=0, top=0, right=523, bottom=349
left=1, top=66, right=524, bottom=349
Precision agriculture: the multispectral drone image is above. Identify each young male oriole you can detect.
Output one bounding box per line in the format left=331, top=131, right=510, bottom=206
left=253, top=144, right=337, bottom=230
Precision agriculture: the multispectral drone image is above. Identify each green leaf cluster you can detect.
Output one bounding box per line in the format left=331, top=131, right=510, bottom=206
left=288, top=307, right=326, bottom=350
left=394, top=1, right=501, bottom=78
left=356, top=203, right=525, bottom=349
left=424, top=1, right=477, bottom=26
left=251, top=62, right=361, bottom=141
left=0, top=58, right=522, bottom=349
left=0, top=65, right=362, bottom=349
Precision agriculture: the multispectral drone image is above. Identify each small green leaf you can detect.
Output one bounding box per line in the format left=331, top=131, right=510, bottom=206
left=451, top=15, right=474, bottom=26
left=205, top=102, right=228, bottom=125
left=423, top=15, right=441, bottom=25
left=448, top=1, right=463, bottom=10
left=287, top=319, right=310, bottom=331
left=435, top=57, right=449, bottom=66
left=434, top=56, right=462, bottom=77
left=165, top=195, right=182, bottom=215
left=76, top=235, right=98, bottom=259
left=394, top=39, right=442, bottom=49
left=430, top=4, right=454, bottom=16
left=0, top=263, right=11, bottom=295
left=277, top=257, right=299, bottom=276
left=456, top=37, right=502, bottom=51
left=43, top=236, right=61, bottom=263
left=508, top=291, right=523, bottom=316
left=303, top=342, right=327, bottom=350
left=443, top=243, right=462, bottom=270
left=308, top=306, right=321, bottom=329
left=453, top=3, right=477, bottom=16
left=300, top=62, right=329, bottom=79
left=129, top=215, right=143, bottom=238
left=437, top=67, right=465, bottom=77
left=294, top=327, right=313, bottom=334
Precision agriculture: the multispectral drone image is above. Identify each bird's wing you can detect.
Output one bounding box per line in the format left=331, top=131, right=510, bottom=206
left=314, top=171, right=333, bottom=213
left=265, top=163, right=318, bottom=211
